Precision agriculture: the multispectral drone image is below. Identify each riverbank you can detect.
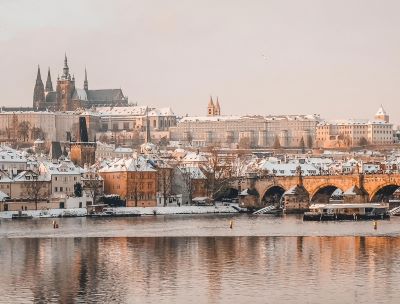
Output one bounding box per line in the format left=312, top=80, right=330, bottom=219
left=0, top=205, right=238, bottom=219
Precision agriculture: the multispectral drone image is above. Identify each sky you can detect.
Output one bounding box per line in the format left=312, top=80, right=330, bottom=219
left=0, top=0, right=400, bottom=122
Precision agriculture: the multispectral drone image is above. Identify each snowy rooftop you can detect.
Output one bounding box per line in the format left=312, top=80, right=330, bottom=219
left=99, top=157, right=156, bottom=173
left=179, top=114, right=319, bottom=123
left=0, top=147, right=27, bottom=163
left=94, top=106, right=175, bottom=117
left=375, top=105, right=387, bottom=116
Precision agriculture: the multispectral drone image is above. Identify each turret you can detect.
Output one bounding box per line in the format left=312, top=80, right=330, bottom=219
left=84, top=68, right=88, bottom=91
left=215, top=97, right=221, bottom=115
left=375, top=105, right=389, bottom=123
left=207, top=96, right=215, bottom=116
left=45, top=68, right=53, bottom=92
left=33, top=65, right=45, bottom=110
left=61, top=53, right=70, bottom=80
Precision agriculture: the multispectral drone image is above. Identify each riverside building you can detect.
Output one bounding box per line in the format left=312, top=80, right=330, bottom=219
left=315, top=106, right=394, bottom=148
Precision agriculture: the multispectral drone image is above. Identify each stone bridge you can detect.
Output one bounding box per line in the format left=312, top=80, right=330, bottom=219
left=240, top=173, right=400, bottom=205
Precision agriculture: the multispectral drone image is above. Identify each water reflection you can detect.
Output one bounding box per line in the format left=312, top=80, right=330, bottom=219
left=0, top=237, right=399, bottom=303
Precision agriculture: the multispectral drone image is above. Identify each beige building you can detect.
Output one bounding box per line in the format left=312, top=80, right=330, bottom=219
left=169, top=114, right=320, bottom=148
left=0, top=111, right=79, bottom=143
left=93, top=105, right=176, bottom=143
left=39, top=159, right=82, bottom=197
left=316, top=106, right=393, bottom=148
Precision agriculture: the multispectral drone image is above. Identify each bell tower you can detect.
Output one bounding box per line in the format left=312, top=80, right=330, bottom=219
left=207, top=96, right=215, bottom=116
left=33, top=66, right=45, bottom=110
left=56, top=54, right=76, bottom=111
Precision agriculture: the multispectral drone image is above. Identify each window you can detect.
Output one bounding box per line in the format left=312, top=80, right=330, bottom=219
left=55, top=187, right=58, bottom=192
left=60, top=187, right=63, bottom=192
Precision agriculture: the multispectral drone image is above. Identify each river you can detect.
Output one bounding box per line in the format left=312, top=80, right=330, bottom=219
left=1, top=214, right=400, bottom=303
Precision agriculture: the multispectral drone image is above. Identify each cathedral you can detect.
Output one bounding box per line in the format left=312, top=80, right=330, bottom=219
left=207, top=96, right=221, bottom=116
left=33, top=55, right=128, bottom=111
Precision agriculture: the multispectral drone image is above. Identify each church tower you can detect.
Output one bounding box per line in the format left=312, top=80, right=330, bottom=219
left=33, top=66, right=45, bottom=110
left=207, top=96, right=221, bottom=116
left=375, top=105, right=389, bottom=123
left=215, top=97, right=221, bottom=115
left=45, top=68, right=53, bottom=92
left=83, top=68, right=88, bottom=91
left=56, top=54, right=76, bottom=111
left=207, top=96, right=215, bottom=116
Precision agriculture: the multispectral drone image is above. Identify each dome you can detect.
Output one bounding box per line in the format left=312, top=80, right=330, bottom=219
left=140, top=142, right=157, bottom=154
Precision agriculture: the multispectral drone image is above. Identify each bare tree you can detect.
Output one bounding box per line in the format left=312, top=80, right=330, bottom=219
left=203, top=147, right=244, bottom=200
left=26, top=173, right=48, bottom=210
left=299, top=137, right=305, bottom=153
left=158, top=167, right=173, bottom=206
left=238, top=136, right=251, bottom=149
left=359, top=137, right=368, bottom=147
left=273, top=135, right=281, bottom=149
left=181, top=167, right=194, bottom=205
left=31, top=127, right=45, bottom=140
left=18, top=121, right=31, bottom=142
left=127, top=175, right=141, bottom=207
left=307, top=134, right=313, bottom=149
left=83, top=174, right=103, bottom=205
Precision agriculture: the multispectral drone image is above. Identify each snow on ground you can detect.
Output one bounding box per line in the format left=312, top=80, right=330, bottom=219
left=111, top=205, right=238, bottom=216
left=0, top=208, right=87, bottom=219
left=0, top=206, right=238, bottom=218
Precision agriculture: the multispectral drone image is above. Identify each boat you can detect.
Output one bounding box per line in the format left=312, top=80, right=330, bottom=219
left=303, top=203, right=390, bottom=221
left=12, top=212, right=33, bottom=220
left=87, top=208, right=140, bottom=218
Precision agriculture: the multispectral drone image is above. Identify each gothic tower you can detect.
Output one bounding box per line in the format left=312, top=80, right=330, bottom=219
left=215, top=97, right=221, bottom=115
left=84, top=68, right=88, bottom=91
left=56, top=54, right=76, bottom=111
left=207, top=96, right=215, bottom=116
left=33, top=66, right=45, bottom=110
left=45, top=68, right=53, bottom=92
left=207, top=96, right=221, bottom=116
left=375, top=105, right=389, bottom=123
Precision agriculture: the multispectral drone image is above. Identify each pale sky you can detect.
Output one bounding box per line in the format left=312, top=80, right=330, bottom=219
left=1, top=0, right=400, bottom=122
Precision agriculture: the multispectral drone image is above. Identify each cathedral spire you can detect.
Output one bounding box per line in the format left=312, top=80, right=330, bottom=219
left=62, top=53, right=70, bottom=80
left=36, top=65, right=42, bottom=84
left=145, top=107, right=151, bottom=143
left=45, top=67, right=53, bottom=92
left=84, top=67, right=88, bottom=90
left=33, top=65, right=45, bottom=110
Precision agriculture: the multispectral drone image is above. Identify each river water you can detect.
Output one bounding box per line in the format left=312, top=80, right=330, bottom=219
left=1, top=214, right=400, bottom=303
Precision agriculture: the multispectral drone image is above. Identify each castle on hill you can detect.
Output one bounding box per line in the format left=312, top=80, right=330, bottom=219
left=33, top=54, right=128, bottom=111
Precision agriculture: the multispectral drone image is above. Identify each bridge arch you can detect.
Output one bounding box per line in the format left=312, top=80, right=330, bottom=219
left=261, top=185, right=286, bottom=207
left=369, top=183, right=400, bottom=202
left=214, top=187, right=239, bottom=201
left=310, top=184, right=344, bottom=204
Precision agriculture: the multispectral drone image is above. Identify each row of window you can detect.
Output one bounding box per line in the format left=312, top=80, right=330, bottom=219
left=54, top=176, right=78, bottom=182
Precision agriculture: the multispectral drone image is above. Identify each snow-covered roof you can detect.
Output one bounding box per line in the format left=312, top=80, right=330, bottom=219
left=99, top=157, right=156, bottom=173
left=179, top=166, right=206, bottom=179
left=182, top=152, right=207, bottom=162
left=95, top=106, right=175, bottom=117
left=148, top=107, right=175, bottom=116
left=376, top=105, right=387, bottom=116
left=40, top=160, right=82, bottom=175
left=259, top=162, right=318, bottom=176
left=0, top=191, right=9, bottom=201
left=14, top=170, right=50, bottom=182
left=179, top=114, right=319, bottom=123
left=73, top=89, right=88, bottom=101
left=115, top=147, right=133, bottom=153
left=0, top=147, right=27, bottom=163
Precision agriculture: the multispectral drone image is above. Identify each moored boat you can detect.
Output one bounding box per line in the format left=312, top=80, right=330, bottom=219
left=12, top=212, right=33, bottom=220
left=303, top=203, right=390, bottom=221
